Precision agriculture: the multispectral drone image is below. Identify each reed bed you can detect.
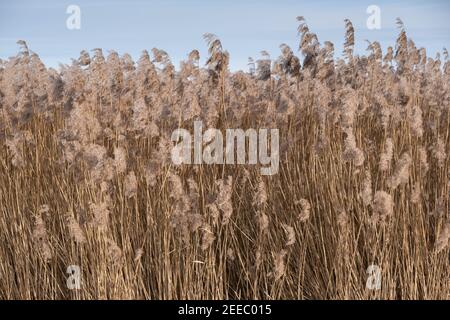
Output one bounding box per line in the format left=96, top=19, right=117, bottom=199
left=0, top=17, right=448, bottom=299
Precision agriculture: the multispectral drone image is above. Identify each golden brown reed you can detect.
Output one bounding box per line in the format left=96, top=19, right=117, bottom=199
left=0, top=17, right=449, bottom=300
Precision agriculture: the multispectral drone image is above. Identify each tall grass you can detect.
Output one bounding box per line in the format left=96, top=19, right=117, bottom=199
left=0, top=17, right=448, bottom=299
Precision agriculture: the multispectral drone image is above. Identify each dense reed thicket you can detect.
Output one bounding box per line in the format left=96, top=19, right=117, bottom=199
left=0, top=17, right=448, bottom=299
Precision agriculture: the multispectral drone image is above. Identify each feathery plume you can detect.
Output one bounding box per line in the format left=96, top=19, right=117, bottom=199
left=214, top=176, right=233, bottom=225
left=124, top=171, right=138, bottom=198
left=113, top=146, right=127, bottom=175
left=32, top=210, right=52, bottom=262
left=296, top=199, right=311, bottom=222
left=282, top=224, right=296, bottom=246
left=65, top=212, right=86, bottom=243
left=388, top=152, right=411, bottom=189
left=379, top=138, right=394, bottom=172
left=435, top=222, right=450, bottom=253
left=371, top=191, right=393, bottom=225
left=201, top=225, right=215, bottom=251
left=90, top=198, right=110, bottom=231
left=431, top=138, right=446, bottom=168
left=273, top=249, right=287, bottom=280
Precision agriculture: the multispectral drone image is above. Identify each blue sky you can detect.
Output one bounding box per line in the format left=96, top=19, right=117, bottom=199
left=0, top=0, right=449, bottom=70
